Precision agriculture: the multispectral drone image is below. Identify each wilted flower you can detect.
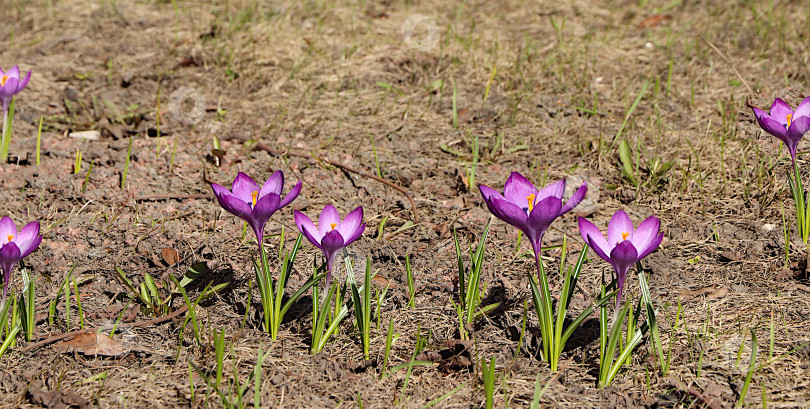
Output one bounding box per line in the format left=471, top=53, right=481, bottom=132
left=0, top=217, right=42, bottom=302
left=752, top=97, right=810, bottom=163
left=0, top=65, right=31, bottom=113
left=294, top=205, right=365, bottom=285
left=211, top=171, right=302, bottom=242
left=578, top=211, right=663, bottom=313
left=479, top=172, right=587, bottom=255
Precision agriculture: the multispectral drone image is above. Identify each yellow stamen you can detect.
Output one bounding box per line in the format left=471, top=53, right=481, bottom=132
left=0, top=75, right=6, bottom=86
left=6, top=235, right=13, bottom=242
left=330, top=223, right=337, bottom=231
left=621, top=232, right=629, bottom=241
left=787, top=113, right=793, bottom=127
left=251, top=191, right=258, bottom=206
left=526, top=194, right=536, bottom=212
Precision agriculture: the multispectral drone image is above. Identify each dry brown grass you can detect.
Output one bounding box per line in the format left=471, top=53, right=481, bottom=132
left=0, top=0, right=809, bottom=407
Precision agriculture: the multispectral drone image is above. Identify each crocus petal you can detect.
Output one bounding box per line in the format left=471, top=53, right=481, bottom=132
left=560, top=182, right=587, bottom=215
left=278, top=180, right=302, bottom=209
left=578, top=217, right=611, bottom=262
left=294, top=210, right=321, bottom=241
left=610, top=242, right=637, bottom=313
left=535, top=179, right=566, bottom=203
left=629, top=216, right=660, bottom=256
left=479, top=184, right=505, bottom=203
left=794, top=97, right=810, bottom=120
left=259, top=171, right=284, bottom=198
left=19, top=235, right=42, bottom=260
left=320, top=230, right=345, bottom=255
left=231, top=172, right=259, bottom=203
left=337, top=207, right=363, bottom=239
left=527, top=196, right=562, bottom=240
left=211, top=183, right=231, bottom=198
left=216, top=192, right=254, bottom=221
left=609, top=240, right=639, bottom=292
left=295, top=211, right=324, bottom=250
left=0, top=77, right=19, bottom=99
left=301, top=223, right=324, bottom=250
left=318, top=205, right=341, bottom=237
left=770, top=98, right=793, bottom=126
left=0, top=217, right=16, bottom=245
left=0, top=242, right=21, bottom=282
left=787, top=116, right=810, bottom=151
left=607, top=210, right=634, bottom=247
left=15, top=221, right=41, bottom=258
left=610, top=240, right=639, bottom=271
left=753, top=108, right=788, bottom=139
left=503, top=172, right=538, bottom=209
left=342, top=222, right=365, bottom=246
left=480, top=185, right=508, bottom=218
left=16, top=70, right=30, bottom=92
left=251, top=193, right=281, bottom=227
left=637, top=232, right=664, bottom=260
left=7, top=66, right=19, bottom=81
left=487, top=196, right=530, bottom=231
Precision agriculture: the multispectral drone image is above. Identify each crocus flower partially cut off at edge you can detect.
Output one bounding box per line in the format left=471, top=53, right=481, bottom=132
left=752, top=97, right=810, bottom=163
left=578, top=211, right=663, bottom=316
left=295, top=205, right=365, bottom=286
left=0, top=217, right=42, bottom=302
left=479, top=172, right=587, bottom=257
left=0, top=65, right=31, bottom=112
left=211, top=171, right=302, bottom=242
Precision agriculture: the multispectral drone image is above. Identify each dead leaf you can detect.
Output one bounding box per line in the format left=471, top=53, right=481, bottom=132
left=638, top=14, right=671, bottom=29
left=371, top=275, right=394, bottom=289
left=795, top=283, right=810, bottom=293
left=678, top=285, right=727, bottom=300
left=416, top=339, right=473, bottom=373
left=708, top=287, right=728, bottom=299
left=211, top=148, right=227, bottom=167
left=161, top=247, right=181, bottom=265
left=54, top=333, right=125, bottom=356
left=686, top=383, right=726, bottom=409
left=718, top=251, right=741, bottom=262
left=28, top=388, right=89, bottom=409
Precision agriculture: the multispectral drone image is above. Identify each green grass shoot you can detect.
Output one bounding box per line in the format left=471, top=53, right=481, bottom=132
left=35, top=115, right=42, bottom=166
left=121, top=137, right=132, bottom=189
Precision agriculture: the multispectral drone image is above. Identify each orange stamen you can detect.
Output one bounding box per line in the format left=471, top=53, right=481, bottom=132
left=527, top=194, right=536, bottom=212
left=0, top=75, right=6, bottom=86
left=787, top=113, right=793, bottom=127
left=6, top=235, right=13, bottom=242
left=330, top=223, right=337, bottom=231
left=621, top=232, right=629, bottom=241
left=251, top=191, right=258, bottom=206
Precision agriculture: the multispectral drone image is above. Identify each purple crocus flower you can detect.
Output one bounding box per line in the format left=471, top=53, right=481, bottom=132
left=479, top=172, right=587, bottom=256
left=0, top=217, right=42, bottom=302
left=211, top=171, right=302, bottom=242
left=0, top=65, right=32, bottom=113
left=294, top=205, right=365, bottom=286
left=578, top=211, right=663, bottom=314
left=752, top=97, right=810, bottom=163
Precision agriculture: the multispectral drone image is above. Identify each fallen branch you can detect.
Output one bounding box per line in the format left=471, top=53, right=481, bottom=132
left=219, top=134, right=419, bottom=220
left=699, top=35, right=754, bottom=95
left=135, top=193, right=210, bottom=202
left=21, top=305, right=189, bottom=353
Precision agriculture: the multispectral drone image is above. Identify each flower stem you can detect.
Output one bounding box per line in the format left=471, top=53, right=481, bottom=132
left=530, top=239, right=555, bottom=369
left=792, top=161, right=809, bottom=244
left=0, top=108, right=8, bottom=161
left=257, top=234, right=276, bottom=337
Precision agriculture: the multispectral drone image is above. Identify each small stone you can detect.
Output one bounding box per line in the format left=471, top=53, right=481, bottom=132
left=69, top=130, right=100, bottom=140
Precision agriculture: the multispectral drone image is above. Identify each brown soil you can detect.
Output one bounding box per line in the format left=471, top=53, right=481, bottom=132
left=1, top=0, right=809, bottom=407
